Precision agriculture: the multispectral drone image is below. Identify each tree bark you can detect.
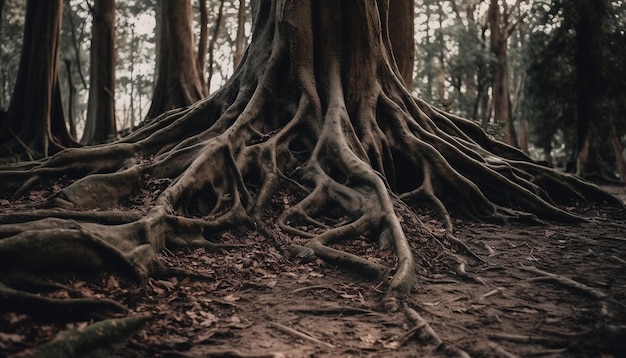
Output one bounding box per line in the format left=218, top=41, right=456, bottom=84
left=0, top=0, right=76, bottom=160
left=146, top=0, right=207, bottom=119
left=81, top=0, right=117, bottom=145
left=388, top=0, right=414, bottom=86
left=197, top=0, right=209, bottom=92
left=206, top=0, right=225, bottom=94
left=234, top=0, right=247, bottom=69
left=488, top=0, right=518, bottom=148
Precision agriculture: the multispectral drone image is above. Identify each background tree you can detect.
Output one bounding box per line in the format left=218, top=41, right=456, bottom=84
left=487, top=0, right=523, bottom=147
left=523, top=0, right=626, bottom=180
left=233, top=0, right=247, bottom=68
left=0, top=0, right=76, bottom=161
left=81, top=0, right=117, bottom=145
left=146, top=0, right=206, bottom=119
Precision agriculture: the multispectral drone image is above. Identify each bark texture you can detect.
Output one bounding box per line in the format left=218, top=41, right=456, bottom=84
left=388, top=0, right=414, bottom=86
left=0, top=0, right=622, bottom=340
left=146, top=0, right=207, bottom=119
left=81, top=0, right=117, bottom=145
left=0, top=0, right=76, bottom=161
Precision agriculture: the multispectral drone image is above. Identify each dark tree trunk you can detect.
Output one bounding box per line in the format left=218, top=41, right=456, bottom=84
left=388, top=0, right=414, bottom=86
left=234, top=0, right=247, bottom=69
left=146, top=0, right=207, bottom=119
left=81, top=0, right=117, bottom=145
left=488, top=0, right=518, bottom=148
left=206, top=0, right=225, bottom=94
left=0, top=0, right=76, bottom=161
left=197, top=0, right=209, bottom=92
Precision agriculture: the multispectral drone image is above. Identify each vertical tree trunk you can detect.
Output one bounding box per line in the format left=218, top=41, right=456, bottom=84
left=0, top=0, right=75, bottom=160
left=82, top=0, right=117, bottom=145
left=147, top=0, right=206, bottom=119
left=488, top=0, right=518, bottom=148
left=197, top=0, right=209, bottom=92
left=234, top=0, right=246, bottom=69
left=63, top=59, right=77, bottom=139
left=206, top=0, right=225, bottom=94
left=610, top=124, right=626, bottom=183
left=388, top=0, right=414, bottom=87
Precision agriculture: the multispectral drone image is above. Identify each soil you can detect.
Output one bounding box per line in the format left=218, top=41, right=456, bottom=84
left=1, top=186, right=625, bottom=358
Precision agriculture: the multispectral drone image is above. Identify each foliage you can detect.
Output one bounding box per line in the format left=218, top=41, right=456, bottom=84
left=0, top=0, right=24, bottom=111
left=522, top=0, right=626, bottom=168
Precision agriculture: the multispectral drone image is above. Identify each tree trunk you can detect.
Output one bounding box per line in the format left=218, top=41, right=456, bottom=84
left=146, top=0, right=207, bottom=119
left=206, top=0, right=225, bottom=94
left=234, top=0, right=247, bottom=69
left=0, top=0, right=76, bottom=161
left=63, top=59, right=78, bottom=139
left=488, top=0, right=518, bottom=147
left=197, top=0, right=209, bottom=92
left=388, top=0, right=414, bottom=87
left=81, top=0, right=117, bottom=145
left=610, top=124, right=626, bottom=183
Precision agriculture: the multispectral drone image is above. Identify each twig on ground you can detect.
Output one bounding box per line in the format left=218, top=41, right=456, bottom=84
left=268, top=322, right=335, bottom=349
left=480, top=287, right=506, bottom=300
left=520, top=265, right=607, bottom=299
left=489, top=333, right=565, bottom=345
left=487, top=341, right=518, bottom=358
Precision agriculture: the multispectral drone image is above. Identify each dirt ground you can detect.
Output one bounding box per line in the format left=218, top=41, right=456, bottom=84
left=1, top=186, right=625, bottom=357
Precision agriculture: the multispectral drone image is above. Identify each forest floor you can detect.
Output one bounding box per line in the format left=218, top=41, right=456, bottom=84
left=1, top=185, right=625, bottom=358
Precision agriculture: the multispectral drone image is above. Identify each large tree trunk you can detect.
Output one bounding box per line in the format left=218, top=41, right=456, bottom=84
left=388, top=0, right=414, bottom=86
left=146, top=0, right=207, bottom=119
left=81, top=0, right=117, bottom=145
left=0, top=0, right=76, bottom=161
left=0, top=0, right=621, bottom=343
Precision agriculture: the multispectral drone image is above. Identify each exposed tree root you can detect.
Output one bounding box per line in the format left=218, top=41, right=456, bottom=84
left=521, top=265, right=607, bottom=299
left=268, top=322, right=335, bottom=349
left=0, top=281, right=127, bottom=321
left=25, top=313, right=151, bottom=358
left=521, top=265, right=616, bottom=320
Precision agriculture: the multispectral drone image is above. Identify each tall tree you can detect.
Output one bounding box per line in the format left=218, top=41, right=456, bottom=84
left=488, top=0, right=522, bottom=147
left=0, top=0, right=620, bottom=345
left=523, top=0, right=626, bottom=180
left=81, top=0, right=117, bottom=145
left=197, top=0, right=209, bottom=92
left=0, top=0, right=75, bottom=161
left=146, top=0, right=206, bottom=119
left=233, top=0, right=246, bottom=69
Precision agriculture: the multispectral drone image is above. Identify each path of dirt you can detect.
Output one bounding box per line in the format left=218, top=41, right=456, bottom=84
left=1, top=187, right=625, bottom=357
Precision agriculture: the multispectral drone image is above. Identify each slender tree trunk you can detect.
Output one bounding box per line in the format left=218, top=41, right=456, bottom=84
left=206, top=0, right=225, bottom=94
left=488, top=0, right=518, bottom=147
left=234, top=0, right=246, bottom=69
left=388, top=0, right=414, bottom=87
left=82, top=0, right=117, bottom=145
left=610, top=124, right=626, bottom=183
left=64, top=0, right=88, bottom=89
left=63, top=59, right=77, bottom=139
left=197, top=0, right=209, bottom=92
